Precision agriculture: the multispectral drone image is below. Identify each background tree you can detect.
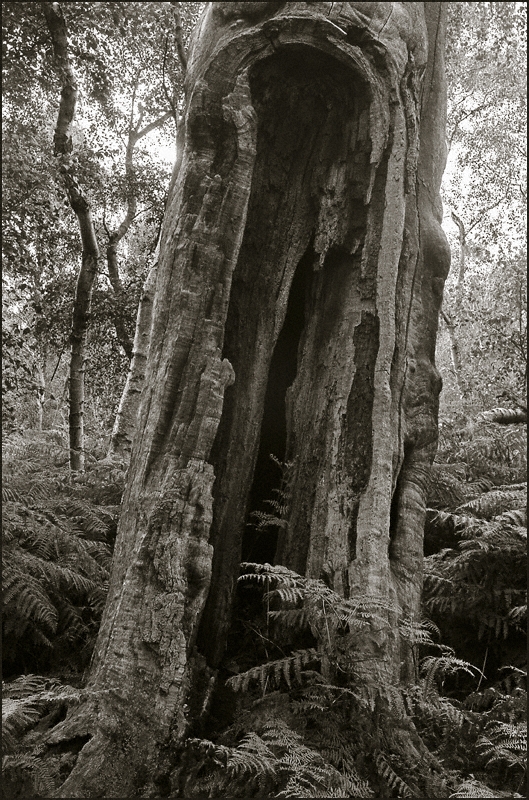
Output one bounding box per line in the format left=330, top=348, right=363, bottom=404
left=439, top=1, right=527, bottom=416
left=2, top=1, right=200, bottom=451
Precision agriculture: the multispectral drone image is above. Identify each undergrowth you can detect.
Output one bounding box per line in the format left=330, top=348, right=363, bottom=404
left=2, top=408, right=525, bottom=798
left=180, top=559, right=526, bottom=797
left=2, top=430, right=125, bottom=678
left=179, top=407, right=526, bottom=799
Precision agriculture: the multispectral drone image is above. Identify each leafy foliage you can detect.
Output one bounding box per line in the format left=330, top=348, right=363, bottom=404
left=186, top=696, right=375, bottom=799
left=2, top=2, right=203, bottom=434
left=424, top=409, right=527, bottom=668
left=422, top=405, right=527, bottom=797
left=439, top=3, right=526, bottom=417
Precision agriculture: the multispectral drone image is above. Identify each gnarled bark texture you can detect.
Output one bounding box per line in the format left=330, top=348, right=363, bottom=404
left=48, top=3, right=450, bottom=796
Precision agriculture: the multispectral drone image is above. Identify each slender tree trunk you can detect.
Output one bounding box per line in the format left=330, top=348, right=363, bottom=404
left=440, top=211, right=468, bottom=401
left=104, top=109, right=173, bottom=362
left=451, top=210, right=467, bottom=310
left=108, top=259, right=157, bottom=458
left=45, top=4, right=450, bottom=796
left=42, top=2, right=99, bottom=472
left=35, top=363, right=45, bottom=431
left=106, top=240, right=133, bottom=360
left=441, top=307, right=468, bottom=400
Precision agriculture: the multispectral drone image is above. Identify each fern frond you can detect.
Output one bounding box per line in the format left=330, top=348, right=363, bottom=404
left=251, top=510, right=288, bottom=530
left=399, top=616, right=440, bottom=648
left=8, top=546, right=102, bottom=600
left=480, top=407, right=527, bottom=425
left=227, top=649, right=320, bottom=694
left=494, top=507, right=527, bottom=527
left=428, top=464, right=468, bottom=508
left=478, top=720, right=527, bottom=770
left=1, top=699, right=42, bottom=754
left=227, top=732, right=277, bottom=777
left=449, top=777, right=501, bottom=797
left=2, top=562, right=59, bottom=633
left=2, top=674, right=61, bottom=699
left=2, top=752, right=56, bottom=794
left=431, top=508, right=479, bottom=529
left=266, top=585, right=305, bottom=605
left=420, top=654, right=481, bottom=695
left=456, top=486, right=526, bottom=520
left=54, top=496, right=115, bottom=540
left=374, top=751, right=412, bottom=798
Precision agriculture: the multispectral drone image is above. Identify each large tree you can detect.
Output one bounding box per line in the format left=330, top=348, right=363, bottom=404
left=45, top=3, right=450, bottom=795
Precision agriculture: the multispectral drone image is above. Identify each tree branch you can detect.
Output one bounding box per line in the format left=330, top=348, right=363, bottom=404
left=467, top=191, right=512, bottom=235
left=135, top=111, right=173, bottom=141
left=170, top=2, right=188, bottom=72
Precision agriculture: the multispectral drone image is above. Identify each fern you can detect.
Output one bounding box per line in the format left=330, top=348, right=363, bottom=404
left=421, top=653, right=482, bottom=696
left=449, top=777, right=505, bottom=797
left=2, top=699, right=43, bottom=755
left=2, top=753, right=56, bottom=796
left=2, top=431, right=120, bottom=674
left=428, top=463, right=470, bottom=508
left=424, top=515, right=526, bottom=644
left=495, top=508, right=527, bottom=527
left=374, top=751, right=413, bottom=798
left=477, top=720, right=527, bottom=774
left=456, top=486, right=526, bottom=520
left=249, top=457, right=294, bottom=535
left=1, top=675, right=86, bottom=796
left=227, top=649, right=320, bottom=694
left=480, top=407, right=528, bottom=425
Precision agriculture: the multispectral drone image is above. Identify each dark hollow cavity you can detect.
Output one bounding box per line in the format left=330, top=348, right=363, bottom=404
left=243, top=244, right=314, bottom=564
left=198, top=45, right=370, bottom=667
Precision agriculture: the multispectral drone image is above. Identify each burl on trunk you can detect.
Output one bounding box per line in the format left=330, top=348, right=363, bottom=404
left=49, top=3, right=450, bottom=796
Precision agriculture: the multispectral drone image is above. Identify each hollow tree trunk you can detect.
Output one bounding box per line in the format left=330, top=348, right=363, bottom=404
left=46, top=3, right=450, bottom=796
left=42, top=2, right=99, bottom=472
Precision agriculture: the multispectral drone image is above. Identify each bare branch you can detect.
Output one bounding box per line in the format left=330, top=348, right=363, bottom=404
left=135, top=111, right=173, bottom=141
left=448, top=98, right=494, bottom=149
left=467, top=191, right=512, bottom=235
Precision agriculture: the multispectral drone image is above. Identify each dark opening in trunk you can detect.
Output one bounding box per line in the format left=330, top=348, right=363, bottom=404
left=243, top=244, right=314, bottom=564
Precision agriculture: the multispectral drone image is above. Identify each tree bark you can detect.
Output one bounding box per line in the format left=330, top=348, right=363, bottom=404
left=42, top=1, right=99, bottom=472
left=46, top=3, right=450, bottom=795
